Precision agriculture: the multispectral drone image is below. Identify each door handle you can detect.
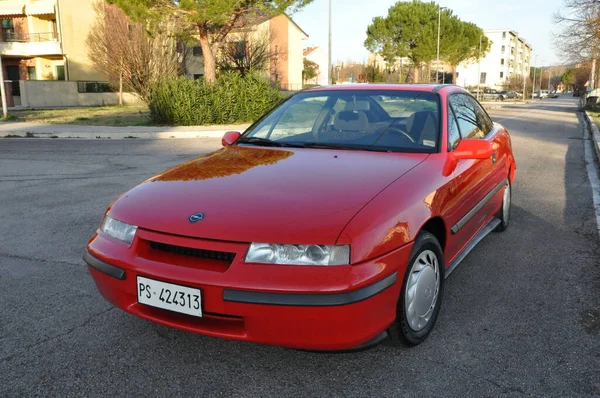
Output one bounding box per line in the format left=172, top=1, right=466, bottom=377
left=491, top=152, right=497, bottom=164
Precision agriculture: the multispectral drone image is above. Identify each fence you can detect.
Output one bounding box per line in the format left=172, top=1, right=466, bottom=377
left=0, top=32, right=59, bottom=43
left=18, top=80, right=143, bottom=108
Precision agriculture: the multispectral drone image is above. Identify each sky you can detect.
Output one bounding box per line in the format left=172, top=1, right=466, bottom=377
left=293, top=0, right=565, bottom=66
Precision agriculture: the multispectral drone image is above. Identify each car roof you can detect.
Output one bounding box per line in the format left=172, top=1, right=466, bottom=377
left=303, top=84, right=468, bottom=94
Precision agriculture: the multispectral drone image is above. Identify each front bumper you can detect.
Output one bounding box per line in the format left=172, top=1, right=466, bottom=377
left=84, top=228, right=412, bottom=351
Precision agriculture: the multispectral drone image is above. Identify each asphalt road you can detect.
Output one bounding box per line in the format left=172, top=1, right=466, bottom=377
left=1, top=97, right=599, bottom=397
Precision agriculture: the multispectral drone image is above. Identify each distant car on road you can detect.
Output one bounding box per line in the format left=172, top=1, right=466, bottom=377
left=534, top=90, right=549, bottom=99
left=84, top=84, right=516, bottom=351
left=549, top=92, right=560, bottom=99
left=498, top=91, right=518, bottom=100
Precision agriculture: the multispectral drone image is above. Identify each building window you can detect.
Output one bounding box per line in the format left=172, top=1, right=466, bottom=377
left=1, top=19, right=14, bottom=41
left=192, top=46, right=202, bottom=57
left=56, top=65, right=65, bottom=81
left=480, top=72, right=486, bottom=85
left=27, top=66, right=36, bottom=80
left=500, top=72, right=504, bottom=78
left=501, top=59, right=504, bottom=65
left=501, top=45, right=505, bottom=53
left=502, top=31, right=506, bottom=39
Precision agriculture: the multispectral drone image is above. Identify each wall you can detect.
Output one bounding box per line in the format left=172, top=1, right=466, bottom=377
left=269, top=15, right=288, bottom=89
left=35, top=56, right=64, bottom=79
left=285, top=18, right=307, bottom=91
left=19, top=80, right=144, bottom=107
left=58, top=0, right=105, bottom=81
left=305, top=47, right=328, bottom=86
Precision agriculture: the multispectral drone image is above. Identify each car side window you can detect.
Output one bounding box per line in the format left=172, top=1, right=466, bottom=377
left=448, top=94, right=484, bottom=140
left=448, top=106, right=461, bottom=150
left=468, top=97, right=494, bottom=135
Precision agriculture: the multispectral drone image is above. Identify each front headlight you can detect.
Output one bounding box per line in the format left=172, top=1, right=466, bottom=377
left=100, top=216, right=138, bottom=244
left=245, top=243, right=350, bottom=266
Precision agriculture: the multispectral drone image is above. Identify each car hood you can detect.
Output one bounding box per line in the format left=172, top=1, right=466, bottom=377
left=108, top=146, right=428, bottom=244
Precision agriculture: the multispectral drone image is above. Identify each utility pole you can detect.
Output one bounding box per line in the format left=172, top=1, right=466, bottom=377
left=532, top=55, right=538, bottom=97
left=0, top=56, right=7, bottom=118
left=436, top=6, right=442, bottom=84
left=476, top=35, right=482, bottom=101
left=327, top=0, right=332, bottom=85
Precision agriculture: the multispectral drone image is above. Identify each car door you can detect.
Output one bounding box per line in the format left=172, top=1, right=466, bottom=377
left=445, top=93, right=504, bottom=259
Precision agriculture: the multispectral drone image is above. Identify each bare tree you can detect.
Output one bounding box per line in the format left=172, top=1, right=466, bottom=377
left=554, top=0, right=600, bottom=63
left=86, top=2, right=188, bottom=102
left=218, top=31, right=271, bottom=75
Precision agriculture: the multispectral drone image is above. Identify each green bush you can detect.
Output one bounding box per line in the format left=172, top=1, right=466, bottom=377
left=148, top=72, right=283, bottom=126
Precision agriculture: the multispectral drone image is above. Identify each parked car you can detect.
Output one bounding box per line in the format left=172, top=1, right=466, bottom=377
left=481, top=88, right=502, bottom=100
left=549, top=91, right=560, bottom=99
left=84, top=84, right=516, bottom=351
left=538, top=90, right=550, bottom=98
left=498, top=90, right=518, bottom=100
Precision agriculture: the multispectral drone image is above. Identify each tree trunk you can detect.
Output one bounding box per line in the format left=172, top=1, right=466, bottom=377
left=451, top=64, right=457, bottom=84
left=198, top=24, right=216, bottom=84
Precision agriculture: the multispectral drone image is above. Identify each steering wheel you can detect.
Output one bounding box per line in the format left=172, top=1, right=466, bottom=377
left=385, top=126, right=416, bottom=143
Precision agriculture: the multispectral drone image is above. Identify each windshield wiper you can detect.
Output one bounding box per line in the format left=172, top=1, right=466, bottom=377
left=237, top=137, right=308, bottom=149
left=299, top=142, right=392, bottom=152
left=237, top=137, right=284, bottom=147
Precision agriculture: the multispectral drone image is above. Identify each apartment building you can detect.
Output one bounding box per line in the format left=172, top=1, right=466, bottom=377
left=186, top=13, right=309, bottom=91
left=455, top=30, right=532, bottom=89
left=0, top=0, right=101, bottom=105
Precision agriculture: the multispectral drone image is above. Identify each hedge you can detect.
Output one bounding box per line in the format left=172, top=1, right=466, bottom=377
left=147, top=72, right=283, bottom=126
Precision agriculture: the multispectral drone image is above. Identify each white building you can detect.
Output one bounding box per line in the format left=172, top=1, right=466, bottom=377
left=456, top=30, right=532, bottom=90
left=303, top=46, right=329, bottom=86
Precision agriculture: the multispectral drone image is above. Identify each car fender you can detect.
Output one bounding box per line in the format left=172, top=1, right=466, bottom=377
left=337, top=156, right=452, bottom=264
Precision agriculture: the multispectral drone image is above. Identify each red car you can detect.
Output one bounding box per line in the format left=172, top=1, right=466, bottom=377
left=85, top=84, right=515, bottom=351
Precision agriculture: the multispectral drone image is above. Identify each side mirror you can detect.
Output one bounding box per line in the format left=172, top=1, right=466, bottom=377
left=443, top=139, right=494, bottom=176
left=453, top=139, right=493, bottom=160
left=222, top=131, right=241, bottom=147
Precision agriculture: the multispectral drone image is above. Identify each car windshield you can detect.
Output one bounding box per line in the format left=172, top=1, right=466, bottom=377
left=239, top=89, right=440, bottom=153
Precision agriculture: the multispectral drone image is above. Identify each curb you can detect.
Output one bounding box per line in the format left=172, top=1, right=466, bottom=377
left=1, top=131, right=228, bottom=140
left=0, top=124, right=251, bottom=140
left=583, top=110, right=600, bottom=163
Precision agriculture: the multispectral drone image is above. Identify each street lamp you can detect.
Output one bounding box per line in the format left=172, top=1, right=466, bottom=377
left=327, top=0, right=332, bottom=85
left=436, top=6, right=447, bottom=84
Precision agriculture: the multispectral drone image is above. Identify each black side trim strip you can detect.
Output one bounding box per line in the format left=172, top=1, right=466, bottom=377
left=83, top=250, right=126, bottom=280
left=223, top=272, right=397, bottom=306
left=445, top=217, right=501, bottom=279
left=451, top=179, right=506, bottom=235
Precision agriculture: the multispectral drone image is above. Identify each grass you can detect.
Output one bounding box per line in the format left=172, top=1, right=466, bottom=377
left=588, top=111, right=600, bottom=130
left=3, top=106, right=152, bottom=126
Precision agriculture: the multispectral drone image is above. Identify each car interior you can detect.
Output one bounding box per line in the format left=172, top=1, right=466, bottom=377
left=277, top=94, right=440, bottom=152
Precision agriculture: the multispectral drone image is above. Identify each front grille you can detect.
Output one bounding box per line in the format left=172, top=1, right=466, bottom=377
left=149, top=241, right=236, bottom=264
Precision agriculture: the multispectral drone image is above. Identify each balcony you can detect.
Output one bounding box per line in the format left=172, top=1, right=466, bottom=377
left=0, top=32, right=61, bottom=56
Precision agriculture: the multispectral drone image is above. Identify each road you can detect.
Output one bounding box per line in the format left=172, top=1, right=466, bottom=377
left=1, top=97, right=599, bottom=397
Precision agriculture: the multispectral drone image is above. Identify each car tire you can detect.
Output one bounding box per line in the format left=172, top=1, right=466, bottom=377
left=388, top=231, right=444, bottom=347
left=494, top=179, right=511, bottom=232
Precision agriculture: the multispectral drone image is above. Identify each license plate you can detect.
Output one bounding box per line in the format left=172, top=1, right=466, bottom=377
left=137, top=276, right=202, bottom=317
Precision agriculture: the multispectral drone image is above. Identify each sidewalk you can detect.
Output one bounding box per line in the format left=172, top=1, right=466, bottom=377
left=0, top=121, right=251, bottom=139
